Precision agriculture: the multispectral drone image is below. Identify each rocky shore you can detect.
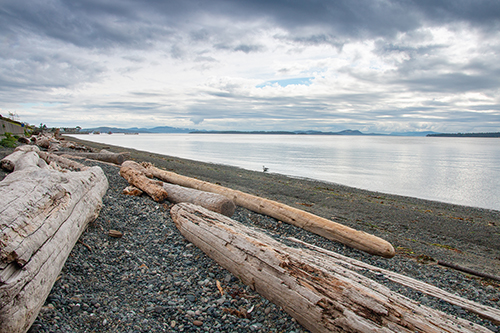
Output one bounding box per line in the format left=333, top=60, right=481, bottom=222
left=1, top=138, right=500, bottom=332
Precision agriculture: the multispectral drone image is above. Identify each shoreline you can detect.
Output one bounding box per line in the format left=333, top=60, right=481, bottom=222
left=62, top=136, right=500, bottom=276
left=66, top=133, right=500, bottom=212
left=2, top=139, right=500, bottom=332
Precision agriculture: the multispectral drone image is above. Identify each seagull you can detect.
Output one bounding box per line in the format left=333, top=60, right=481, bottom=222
left=263, top=166, right=269, bottom=172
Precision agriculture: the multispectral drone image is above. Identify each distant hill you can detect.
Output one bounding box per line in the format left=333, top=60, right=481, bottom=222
left=79, top=127, right=471, bottom=136
left=427, top=132, right=500, bottom=138
left=191, top=129, right=375, bottom=135
left=82, top=126, right=193, bottom=134
left=389, top=131, right=440, bottom=136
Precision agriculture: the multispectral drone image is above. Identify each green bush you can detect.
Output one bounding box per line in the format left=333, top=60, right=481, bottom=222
left=0, top=132, right=18, bottom=148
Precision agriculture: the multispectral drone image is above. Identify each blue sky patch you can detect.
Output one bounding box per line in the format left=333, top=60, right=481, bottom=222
left=257, top=77, right=314, bottom=88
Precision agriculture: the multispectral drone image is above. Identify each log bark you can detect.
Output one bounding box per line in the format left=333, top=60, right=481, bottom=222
left=123, top=161, right=235, bottom=216
left=171, top=203, right=495, bottom=333
left=288, top=237, right=500, bottom=325
left=0, top=149, right=108, bottom=333
left=38, top=151, right=89, bottom=171
left=119, top=162, right=168, bottom=202
left=0, top=145, right=40, bottom=172
left=145, top=164, right=395, bottom=258
left=54, top=150, right=128, bottom=165
left=163, top=182, right=235, bottom=217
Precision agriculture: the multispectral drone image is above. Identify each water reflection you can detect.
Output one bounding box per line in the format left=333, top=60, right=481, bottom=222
left=71, top=134, right=500, bottom=210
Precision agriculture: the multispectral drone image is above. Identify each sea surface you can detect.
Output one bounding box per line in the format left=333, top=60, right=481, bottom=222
left=70, top=134, right=500, bottom=211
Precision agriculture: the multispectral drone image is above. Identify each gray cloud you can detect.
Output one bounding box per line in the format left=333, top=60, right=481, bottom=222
left=1, top=0, right=500, bottom=132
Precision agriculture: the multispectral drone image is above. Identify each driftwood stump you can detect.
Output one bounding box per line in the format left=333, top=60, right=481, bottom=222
left=0, top=148, right=108, bottom=333
left=171, top=203, right=497, bottom=333
left=146, top=164, right=395, bottom=258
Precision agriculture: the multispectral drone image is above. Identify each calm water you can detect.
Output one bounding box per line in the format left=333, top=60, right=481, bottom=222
left=70, top=134, right=500, bottom=211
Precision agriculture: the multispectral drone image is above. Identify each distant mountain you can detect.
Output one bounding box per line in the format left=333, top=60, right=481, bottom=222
left=79, top=127, right=451, bottom=136
left=427, top=132, right=500, bottom=138
left=82, top=126, right=193, bottom=133
left=389, top=131, right=440, bottom=136
left=191, top=129, right=374, bottom=135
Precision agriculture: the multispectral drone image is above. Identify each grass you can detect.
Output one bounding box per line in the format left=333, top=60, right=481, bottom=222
left=0, top=132, right=18, bottom=148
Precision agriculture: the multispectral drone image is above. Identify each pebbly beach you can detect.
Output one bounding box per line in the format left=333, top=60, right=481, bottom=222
left=1, top=136, right=500, bottom=332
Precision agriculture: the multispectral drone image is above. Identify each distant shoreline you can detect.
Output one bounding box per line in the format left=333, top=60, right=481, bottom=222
left=427, top=132, right=500, bottom=138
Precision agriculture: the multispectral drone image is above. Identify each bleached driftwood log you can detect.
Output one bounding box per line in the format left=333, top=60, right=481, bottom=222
left=0, top=145, right=41, bottom=172
left=38, top=151, right=89, bottom=171
left=121, top=161, right=236, bottom=216
left=163, top=182, right=235, bottom=217
left=55, top=149, right=128, bottom=165
left=146, top=164, right=395, bottom=258
left=171, top=203, right=495, bottom=333
left=0, top=148, right=108, bottom=333
left=287, top=237, right=500, bottom=325
left=120, top=161, right=168, bottom=202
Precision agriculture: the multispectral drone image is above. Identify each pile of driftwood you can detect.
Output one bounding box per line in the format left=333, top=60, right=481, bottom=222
left=120, top=161, right=500, bottom=332
left=0, top=145, right=108, bottom=333
left=22, top=131, right=129, bottom=165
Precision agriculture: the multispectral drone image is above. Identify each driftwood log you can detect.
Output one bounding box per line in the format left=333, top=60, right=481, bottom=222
left=171, top=203, right=496, bottom=333
left=121, top=161, right=235, bottom=216
left=55, top=150, right=128, bottom=165
left=120, top=161, right=168, bottom=202
left=163, top=182, right=235, bottom=217
left=0, top=148, right=108, bottom=333
left=1, top=146, right=41, bottom=172
left=38, top=151, right=89, bottom=171
left=145, top=164, right=395, bottom=258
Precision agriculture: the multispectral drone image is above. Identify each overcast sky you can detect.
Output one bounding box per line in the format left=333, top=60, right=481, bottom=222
left=1, top=0, right=500, bottom=133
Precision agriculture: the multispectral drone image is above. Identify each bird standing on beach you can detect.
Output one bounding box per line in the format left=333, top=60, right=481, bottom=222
left=263, top=166, right=268, bottom=172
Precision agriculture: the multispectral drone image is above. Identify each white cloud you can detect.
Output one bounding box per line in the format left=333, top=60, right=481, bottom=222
left=1, top=0, right=499, bottom=133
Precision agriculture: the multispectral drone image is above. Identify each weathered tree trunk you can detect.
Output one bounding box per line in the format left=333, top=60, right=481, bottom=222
left=119, top=162, right=168, bottom=202
left=0, top=148, right=108, bottom=333
left=163, top=182, right=235, bottom=217
left=171, top=203, right=495, bottom=333
left=38, top=151, right=89, bottom=171
left=0, top=145, right=40, bottom=172
left=54, top=150, right=128, bottom=165
left=146, top=164, right=395, bottom=258
left=122, top=161, right=235, bottom=216
left=287, top=237, right=500, bottom=325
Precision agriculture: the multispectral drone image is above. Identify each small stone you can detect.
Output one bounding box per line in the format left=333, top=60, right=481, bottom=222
left=186, top=294, right=196, bottom=302
left=264, top=307, right=271, bottom=315
left=154, top=306, right=165, bottom=313
left=108, top=230, right=123, bottom=238
left=193, top=320, right=203, bottom=326
left=71, top=304, right=81, bottom=313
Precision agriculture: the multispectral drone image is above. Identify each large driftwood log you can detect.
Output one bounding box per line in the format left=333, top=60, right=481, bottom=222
left=119, top=161, right=168, bottom=202
left=54, top=150, right=128, bottom=165
left=1, top=145, right=41, bottom=172
left=163, top=182, right=235, bottom=217
left=0, top=149, right=108, bottom=333
left=171, top=203, right=495, bottom=333
left=146, top=164, right=395, bottom=258
left=122, top=161, right=235, bottom=216
left=38, top=151, right=89, bottom=171
left=288, top=237, right=500, bottom=325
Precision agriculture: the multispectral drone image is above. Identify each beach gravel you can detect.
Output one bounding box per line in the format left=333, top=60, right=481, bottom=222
left=1, top=141, right=500, bottom=332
